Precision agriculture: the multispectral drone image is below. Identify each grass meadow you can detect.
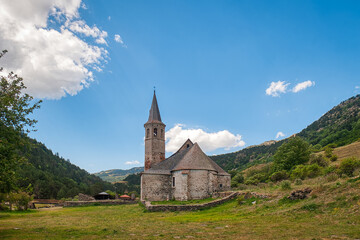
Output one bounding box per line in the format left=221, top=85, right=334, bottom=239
left=1, top=177, right=360, bottom=240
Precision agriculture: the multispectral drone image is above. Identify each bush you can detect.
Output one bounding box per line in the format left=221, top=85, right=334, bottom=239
left=236, top=195, right=245, bottom=206
left=244, top=177, right=260, bottom=185
left=7, top=191, right=33, bottom=210
left=306, top=164, right=323, bottom=178
left=244, top=172, right=268, bottom=185
left=280, top=180, right=292, bottom=190
left=270, top=170, right=289, bottom=182
left=339, top=157, right=360, bottom=177
left=231, top=173, right=244, bottom=187
left=326, top=173, right=339, bottom=182
left=324, top=165, right=337, bottom=175
left=330, top=155, right=338, bottom=162
left=294, top=179, right=303, bottom=185
left=290, top=164, right=323, bottom=180
left=290, top=165, right=307, bottom=180
left=310, top=154, right=328, bottom=167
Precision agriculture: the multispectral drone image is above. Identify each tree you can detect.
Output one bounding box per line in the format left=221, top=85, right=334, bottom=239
left=272, top=137, right=311, bottom=171
left=0, top=50, right=42, bottom=193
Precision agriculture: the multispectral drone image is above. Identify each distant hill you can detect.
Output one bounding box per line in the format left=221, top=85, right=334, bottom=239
left=16, top=138, right=114, bottom=199
left=211, top=94, right=360, bottom=171
left=94, top=167, right=144, bottom=183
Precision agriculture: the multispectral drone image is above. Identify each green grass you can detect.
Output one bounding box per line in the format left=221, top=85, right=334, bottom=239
left=151, top=197, right=218, bottom=205
left=1, top=179, right=360, bottom=239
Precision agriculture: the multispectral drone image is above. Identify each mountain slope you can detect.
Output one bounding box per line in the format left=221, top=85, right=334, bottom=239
left=94, top=167, right=144, bottom=183
left=211, top=94, right=360, bottom=171
left=16, top=138, right=114, bottom=199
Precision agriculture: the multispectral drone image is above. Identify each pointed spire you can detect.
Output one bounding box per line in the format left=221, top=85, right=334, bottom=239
left=147, top=90, right=163, bottom=123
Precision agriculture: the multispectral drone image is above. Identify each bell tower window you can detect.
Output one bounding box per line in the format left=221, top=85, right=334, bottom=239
left=154, top=128, right=157, bottom=137
left=161, top=129, right=164, bottom=138
left=146, top=128, right=149, bottom=138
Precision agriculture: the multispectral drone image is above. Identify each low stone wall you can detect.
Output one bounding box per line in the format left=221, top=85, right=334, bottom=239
left=64, top=199, right=137, bottom=207
left=143, top=192, right=239, bottom=212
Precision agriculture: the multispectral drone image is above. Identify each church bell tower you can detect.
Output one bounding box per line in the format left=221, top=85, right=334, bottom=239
left=144, top=91, right=166, bottom=170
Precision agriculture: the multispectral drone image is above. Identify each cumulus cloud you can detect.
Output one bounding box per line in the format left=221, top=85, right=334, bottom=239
left=66, top=20, right=108, bottom=44
left=265, top=81, right=289, bottom=97
left=165, top=124, right=245, bottom=153
left=125, top=160, right=140, bottom=165
left=276, top=131, right=285, bottom=139
left=0, top=0, right=109, bottom=99
left=292, top=80, right=315, bottom=93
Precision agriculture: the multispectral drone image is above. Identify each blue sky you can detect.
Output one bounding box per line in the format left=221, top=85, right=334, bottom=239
left=1, top=0, right=360, bottom=173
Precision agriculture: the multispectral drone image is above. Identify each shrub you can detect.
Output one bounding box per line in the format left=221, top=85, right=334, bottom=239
left=291, top=165, right=307, bottom=180
left=326, top=173, right=339, bottom=182
left=330, top=155, right=338, bottom=162
left=290, top=164, right=323, bottom=180
left=280, top=180, right=291, bottom=190
left=324, top=165, right=337, bottom=175
left=294, top=178, right=303, bottom=185
left=7, top=191, right=33, bottom=210
left=310, top=154, right=328, bottom=167
left=236, top=195, right=245, bottom=206
left=244, top=177, right=260, bottom=185
left=232, top=173, right=244, bottom=185
left=270, top=170, right=289, bottom=182
left=306, top=164, right=323, bottom=178
left=339, top=157, right=360, bottom=177
left=244, top=173, right=268, bottom=185
left=324, top=146, right=334, bottom=158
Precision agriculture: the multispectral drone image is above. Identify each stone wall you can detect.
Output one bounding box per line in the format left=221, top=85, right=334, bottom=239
left=217, top=175, right=231, bottom=191
left=188, top=170, right=211, bottom=199
left=141, top=173, right=171, bottom=201
left=143, top=191, right=239, bottom=212
left=63, top=199, right=136, bottom=207
left=172, top=170, right=188, bottom=201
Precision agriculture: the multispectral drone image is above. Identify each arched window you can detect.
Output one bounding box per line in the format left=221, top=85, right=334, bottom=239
left=161, top=129, right=164, bottom=138
left=154, top=128, right=157, bottom=137
left=146, top=128, right=149, bottom=138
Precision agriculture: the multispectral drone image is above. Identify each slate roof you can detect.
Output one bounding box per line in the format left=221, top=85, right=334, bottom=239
left=145, top=91, right=163, bottom=124
left=143, top=139, right=230, bottom=176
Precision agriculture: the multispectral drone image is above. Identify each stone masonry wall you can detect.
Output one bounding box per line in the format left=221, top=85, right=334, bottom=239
left=217, top=175, right=231, bottom=191
left=64, top=199, right=136, bottom=207
left=141, top=173, right=171, bottom=201
left=172, top=171, right=188, bottom=201
left=188, top=170, right=211, bottom=199
left=143, top=191, right=238, bottom=212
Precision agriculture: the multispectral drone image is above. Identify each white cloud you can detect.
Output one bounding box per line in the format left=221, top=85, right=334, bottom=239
left=66, top=20, right=108, bottom=44
left=276, top=131, right=285, bottom=139
left=165, top=124, right=245, bottom=153
left=125, top=160, right=140, bottom=165
left=0, top=0, right=108, bottom=99
left=292, top=80, right=315, bottom=93
left=108, top=16, right=111, bottom=21
left=114, top=34, right=123, bottom=44
left=355, top=86, right=359, bottom=89
left=265, top=81, right=289, bottom=97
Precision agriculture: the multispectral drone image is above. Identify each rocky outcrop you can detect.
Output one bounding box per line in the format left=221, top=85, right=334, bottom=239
left=288, top=188, right=312, bottom=200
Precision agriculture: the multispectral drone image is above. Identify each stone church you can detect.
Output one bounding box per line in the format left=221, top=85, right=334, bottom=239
left=140, top=92, right=231, bottom=201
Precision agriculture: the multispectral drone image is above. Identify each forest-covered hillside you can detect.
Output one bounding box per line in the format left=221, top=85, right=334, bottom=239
left=16, top=138, right=114, bottom=199
left=211, top=94, right=360, bottom=171
left=94, top=167, right=143, bottom=183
